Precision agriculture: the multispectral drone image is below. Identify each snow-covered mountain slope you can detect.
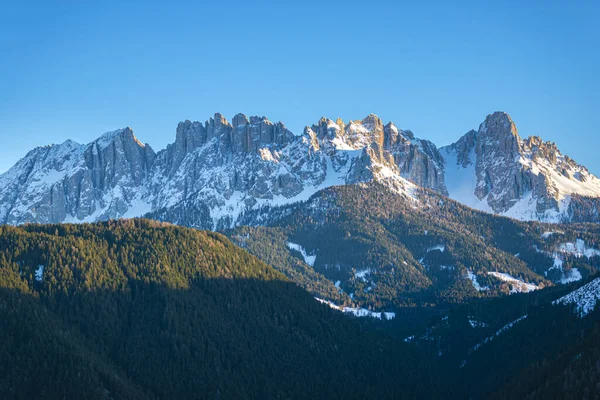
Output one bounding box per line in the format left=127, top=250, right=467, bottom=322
left=2, top=110, right=600, bottom=226
left=0, top=113, right=429, bottom=227
left=144, top=113, right=426, bottom=229
left=553, top=277, right=600, bottom=317
left=0, top=128, right=155, bottom=224
left=441, top=112, right=600, bottom=222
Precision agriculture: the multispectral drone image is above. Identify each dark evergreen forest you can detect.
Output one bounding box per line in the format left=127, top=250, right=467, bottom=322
left=0, top=214, right=599, bottom=399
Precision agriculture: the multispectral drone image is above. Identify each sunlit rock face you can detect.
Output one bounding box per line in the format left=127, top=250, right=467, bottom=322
left=3, top=110, right=600, bottom=227
left=442, top=111, right=600, bottom=222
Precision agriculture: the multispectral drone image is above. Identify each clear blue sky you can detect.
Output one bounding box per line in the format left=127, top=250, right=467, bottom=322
left=1, top=1, right=598, bottom=174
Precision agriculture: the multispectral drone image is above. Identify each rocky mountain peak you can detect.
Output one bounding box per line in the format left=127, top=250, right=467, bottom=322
left=522, top=136, right=563, bottom=165
left=84, top=127, right=155, bottom=189
left=232, top=113, right=249, bottom=127
left=478, top=112, right=520, bottom=147
left=308, top=117, right=341, bottom=141
left=383, top=122, right=399, bottom=148
left=249, top=115, right=270, bottom=125
left=175, top=120, right=205, bottom=157
left=344, top=114, right=385, bottom=149
left=441, top=111, right=600, bottom=222
left=4, top=110, right=600, bottom=227
left=89, top=127, right=125, bottom=147
left=360, top=113, right=383, bottom=130
left=212, top=112, right=229, bottom=125
left=232, top=114, right=294, bottom=153
left=384, top=121, right=397, bottom=130
left=61, top=139, right=82, bottom=148
left=87, top=128, right=150, bottom=157
left=301, top=115, right=447, bottom=193
left=474, top=112, right=528, bottom=208
left=206, top=113, right=232, bottom=142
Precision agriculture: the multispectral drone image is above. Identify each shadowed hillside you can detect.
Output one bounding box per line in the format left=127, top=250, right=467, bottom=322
left=0, top=220, right=447, bottom=399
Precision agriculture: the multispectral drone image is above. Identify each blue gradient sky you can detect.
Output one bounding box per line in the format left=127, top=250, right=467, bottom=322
left=1, top=1, right=598, bottom=174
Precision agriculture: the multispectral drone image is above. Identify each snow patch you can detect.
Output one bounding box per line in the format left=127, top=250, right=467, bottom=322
left=557, top=239, right=600, bottom=259
left=426, top=244, right=445, bottom=253
left=287, top=242, right=316, bottom=266
left=258, top=147, right=278, bottom=162
left=442, top=148, right=494, bottom=215
left=354, top=269, right=371, bottom=281
left=468, top=318, right=487, bottom=328
left=314, top=298, right=395, bottom=320
left=560, top=268, right=582, bottom=284
left=466, top=270, right=489, bottom=291
left=536, top=239, right=595, bottom=284
left=383, top=312, right=396, bottom=320
left=541, top=231, right=562, bottom=239
left=547, top=255, right=583, bottom=284
left=487, top=272, right=540, bottom=293
left=553, top=277, right=600, bottom=317
left=35, top=265, right=44, bottom=282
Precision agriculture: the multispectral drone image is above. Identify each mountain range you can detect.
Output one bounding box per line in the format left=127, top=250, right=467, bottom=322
left=2, top=111, right=600, bottom=227
left=2, top=111, right=600, bottom=398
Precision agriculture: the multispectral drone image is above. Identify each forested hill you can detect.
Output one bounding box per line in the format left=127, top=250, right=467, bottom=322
left=0, top=220, right=446, bottom=399
left=231, top=182, right=600, bottom=310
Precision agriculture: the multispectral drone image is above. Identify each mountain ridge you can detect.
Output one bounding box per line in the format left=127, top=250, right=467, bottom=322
left=441, top=112, right=600, bottom=222
left=1, top=111, right=599, bottom=226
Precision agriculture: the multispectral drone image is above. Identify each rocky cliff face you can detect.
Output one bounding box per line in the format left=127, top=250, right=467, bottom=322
left=147, top=114, right=311, bottom=228
left=303, top=114, right=447, bottom=193
left=2, top=111, right=599, bottom=227
left=0, top=128, right=155, bottom=225
left=147, top=113, right=442, bottom=229
left=385, top=124, right=447, bottom=195
left=441, top=112, right=600, bottom=222
left=0, top=113, right=438, bottom=228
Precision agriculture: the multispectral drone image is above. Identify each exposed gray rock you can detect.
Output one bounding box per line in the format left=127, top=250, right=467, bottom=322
left=304, top=115, right=447, bottom=194
left=0, top=128, right=155, bottom=225
left=441, top=111, right=600, bottom=222
left=2, top=111, right=599, bottom=227
left=385, top=122, right=447, bottom=195
left=474, top=112, right=527, bottom=211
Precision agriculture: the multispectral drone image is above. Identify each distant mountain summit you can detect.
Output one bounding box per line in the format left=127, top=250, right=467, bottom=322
left=1, top=111, right=599, bottom=226
left=0, top=127, right=155, bottom=224
left=441, top=112, right=600, bottom=222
